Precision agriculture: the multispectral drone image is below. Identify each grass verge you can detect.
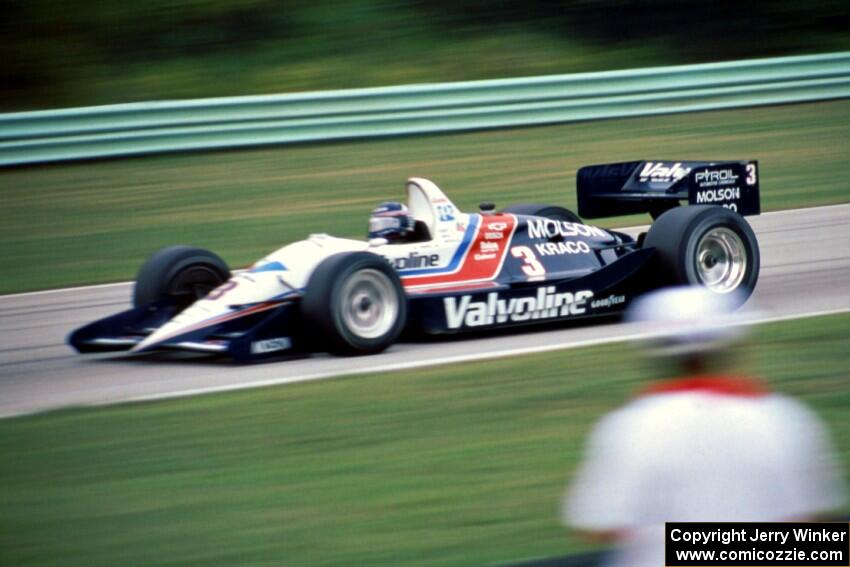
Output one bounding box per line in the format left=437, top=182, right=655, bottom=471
left=1, top=313, right=848, bottom=567
left=1, top=99, right=849, bottom=294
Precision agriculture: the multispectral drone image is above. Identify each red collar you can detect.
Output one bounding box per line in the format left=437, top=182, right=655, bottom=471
left=640, top=375, right=768, bottom=398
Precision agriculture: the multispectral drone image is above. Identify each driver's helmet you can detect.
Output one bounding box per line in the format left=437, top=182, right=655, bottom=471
left=368, top=202, right=415, bottom=242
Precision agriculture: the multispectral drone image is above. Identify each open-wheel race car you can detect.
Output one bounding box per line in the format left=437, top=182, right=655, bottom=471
left=69, top=159, right=761, bottom=361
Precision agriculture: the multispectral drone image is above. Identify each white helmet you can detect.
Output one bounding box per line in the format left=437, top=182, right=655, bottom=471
left=626, top=286, right=751, bottom=356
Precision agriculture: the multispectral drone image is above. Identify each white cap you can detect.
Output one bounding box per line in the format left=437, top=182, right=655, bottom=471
left=626, top=286, right=751, bottom=356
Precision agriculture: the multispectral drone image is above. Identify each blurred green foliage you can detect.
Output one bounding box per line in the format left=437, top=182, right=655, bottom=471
left=1, top=0, right=849, bottom=110
left=421, top=0, right=850, bottom=57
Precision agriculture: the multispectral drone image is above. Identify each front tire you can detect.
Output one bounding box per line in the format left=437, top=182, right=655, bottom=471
left=644, top=206, right=759, bottom=301
left=133, top=245, right=230, bottom=308
left=302, top=252, right=407, bottom=355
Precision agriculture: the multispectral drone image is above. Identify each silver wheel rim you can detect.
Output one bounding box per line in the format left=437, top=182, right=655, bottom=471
left=695, top=227, right=747, bottom=293
left=339, top=269, right=398, bottom=339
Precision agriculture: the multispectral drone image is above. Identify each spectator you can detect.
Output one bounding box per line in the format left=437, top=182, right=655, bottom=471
left=563, top=286, right=845, bottom=567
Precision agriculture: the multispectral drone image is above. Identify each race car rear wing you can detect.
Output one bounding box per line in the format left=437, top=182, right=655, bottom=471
left=576, top=160, right=760, bottom=219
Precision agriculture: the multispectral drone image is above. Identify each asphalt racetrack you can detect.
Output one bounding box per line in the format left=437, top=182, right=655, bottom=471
left=2, top=204, right=849, bottom=418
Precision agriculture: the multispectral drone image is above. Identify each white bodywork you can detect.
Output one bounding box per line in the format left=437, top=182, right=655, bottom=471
left=133, top=178, right=467, bottom=351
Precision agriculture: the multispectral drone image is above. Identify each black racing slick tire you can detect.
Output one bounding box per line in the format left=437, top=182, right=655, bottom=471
left=302, top=252, right=407, bottom=355
left=133, top=245, right=231, bottom=308
left=644, top=205, right=760, bottom=301
left=500, top=204, right=582, bottom=223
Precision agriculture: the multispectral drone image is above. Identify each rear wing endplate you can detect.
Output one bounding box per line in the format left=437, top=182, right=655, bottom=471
left=576, top=160, right=760, bottom=219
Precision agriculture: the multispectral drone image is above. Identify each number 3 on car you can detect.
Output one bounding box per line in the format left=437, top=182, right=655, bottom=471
left=511, top=246, right=546, bottom=277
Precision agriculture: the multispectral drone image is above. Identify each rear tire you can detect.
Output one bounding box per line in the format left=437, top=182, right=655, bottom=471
left=644, top=206, right=759, bottom=301
left=302, top=252, right=407, bottom=355
left=501, top=204, right=581, bottom=223
left=133, top=245, right=230, bottom=308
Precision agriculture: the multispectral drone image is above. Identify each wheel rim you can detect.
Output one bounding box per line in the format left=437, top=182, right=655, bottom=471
left=339, top=269, right=399, bottom=339
left=695, top=227, right=747, bottom=293
left=169, top=265, right=224, bottom=300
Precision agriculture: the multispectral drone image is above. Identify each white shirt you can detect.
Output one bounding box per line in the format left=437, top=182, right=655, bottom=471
left=564, top=377, right=845, bottom=567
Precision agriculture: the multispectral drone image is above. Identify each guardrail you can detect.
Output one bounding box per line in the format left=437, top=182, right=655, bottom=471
left=1, top=51, right=849, bottom=167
